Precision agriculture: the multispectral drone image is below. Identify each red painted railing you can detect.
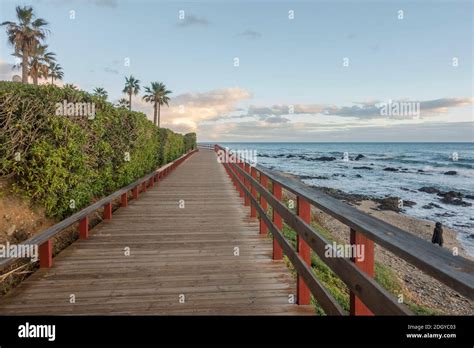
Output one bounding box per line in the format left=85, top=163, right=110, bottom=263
left=0, top=149, right=198, bottom=272
left=213, top=144, right=474, bottom=315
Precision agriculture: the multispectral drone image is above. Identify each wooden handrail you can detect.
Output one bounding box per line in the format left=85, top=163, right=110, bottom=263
left=197, top=143, right=214, bottom=150
left=215, top=144, right=474, bottom=315
left=0, top=149, right=198, bottom=272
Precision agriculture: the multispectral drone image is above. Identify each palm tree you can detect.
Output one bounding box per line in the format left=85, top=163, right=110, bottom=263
left=28, top=44, right=56, bottom=85
left=1, top=6, right=49, bottom=83
left=63, top=83, right=78, bottom=90
left=116, top=98, right=130, bottom=109
left=142, top=82, right=172, bottom=127
left=48, top=62, right=63, bottom=85
left=93, top=87, right=108, bottom=100
left=122, top=75, right=140, bottom=111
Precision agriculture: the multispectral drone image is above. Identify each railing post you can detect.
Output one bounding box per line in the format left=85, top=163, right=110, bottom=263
left=259, top=173, right=268, bottom=235
left=39, top=240, right=53, bottom=268
left=272, top=182, right=283, bottom=260
left=244, top=163, right=250, bottom=207
left=297, top=196, right=311, bottom=305
left=79, top=217, right=89, bottom=240
left=237, top=162, right=244, bottom=197
left=103, top=202, right=112, bottom=220
left=250, top=166, right=257, bottom=218
left=132, top=186, right=139, bottom=199
left=149, top=177, right=154, bottom=188
left=350, top=228, right=375, bottom=315
left=228, top=161, right=239, bottom=192
left=121, top=193, right=128, bottom=207
left=142, top=181, right=147, bottom=193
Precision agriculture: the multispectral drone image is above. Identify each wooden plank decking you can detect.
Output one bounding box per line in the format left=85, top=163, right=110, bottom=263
left=0, top=149, right=314, bottom=315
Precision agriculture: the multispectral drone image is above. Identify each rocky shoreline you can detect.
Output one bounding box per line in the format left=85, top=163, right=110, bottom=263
left=278, top=170, right=474, bottom=315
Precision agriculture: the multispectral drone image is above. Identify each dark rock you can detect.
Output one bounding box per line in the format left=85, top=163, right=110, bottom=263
left=440, top=197, right=472, bottom=207
left=383, top=167, right=399, bottom=172
left=332, top=173, right=346, bottom=177
left=299, top=175, right=329, bottom=180
left=375, top=196, right=402, bottom=212
left=12, top=229, right=29, bottom=243
left=435, top=212, right=456, bottom=218
left=313, top=187, right=371, bottom=203
left=444, top=171, right=457, bottom=175
left=403, top=200, right=417, bottom=207
left=437, top=191, right=471, bottom=206
left=355, top=174, right=362, bottom=178
left=422, top=203, right=442, bottom=209
left=353, top=166, right=372, bottom=170
left=418, top=187, right=441, bottom=194
left=465, top=194, right=474, bottom=200
left=314, top=156, right=337, bottom=161
left=417, top=169, right=425, bottom=173
left=354, top=154, right=365, bottom=161
left=437, top=191, right=463, bottom=199
left=286, top=154, right=297, bottom=158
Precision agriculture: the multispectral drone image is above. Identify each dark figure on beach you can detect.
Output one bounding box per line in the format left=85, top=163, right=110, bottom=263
left=431, top=222, right=444, bottom=247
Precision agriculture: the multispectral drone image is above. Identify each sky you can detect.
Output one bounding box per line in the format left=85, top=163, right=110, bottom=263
left=0, top=0, right=473, bottom=142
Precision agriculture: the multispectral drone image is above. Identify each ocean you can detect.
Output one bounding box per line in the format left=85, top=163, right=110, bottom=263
left=218, top=142, right=474, bottom=256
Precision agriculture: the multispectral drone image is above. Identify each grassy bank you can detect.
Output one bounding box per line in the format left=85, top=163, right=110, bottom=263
left=269, top=198, right=439, bottom=315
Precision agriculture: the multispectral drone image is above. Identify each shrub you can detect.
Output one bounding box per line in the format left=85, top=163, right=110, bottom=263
left=0, top=81, right=196, bottom=219
left=184, top=132, right=197, bottom=152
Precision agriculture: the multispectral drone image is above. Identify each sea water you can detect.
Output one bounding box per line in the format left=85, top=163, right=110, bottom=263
left=218, top=142, right=474, bottom=255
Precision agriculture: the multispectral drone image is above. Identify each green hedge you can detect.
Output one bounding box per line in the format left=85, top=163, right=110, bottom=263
left=184, top=132, right=197, bottom=152
left=0, top=82, right=196, bottom=219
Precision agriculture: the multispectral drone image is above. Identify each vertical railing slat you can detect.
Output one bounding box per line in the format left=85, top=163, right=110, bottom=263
left=297, top=196, right=311, bottom=305
left=259, top=173, right=268, bottom=235
left=350, top=228, right=375, bottom=315
left=272, top=182, right=283, bottom=260
left=250, top=167, right=257, bottom=218
left=39, top=240, right=53, bottom=268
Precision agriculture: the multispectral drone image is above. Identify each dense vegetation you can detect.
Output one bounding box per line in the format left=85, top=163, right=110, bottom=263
left=0, top=81, right=196, bottom=219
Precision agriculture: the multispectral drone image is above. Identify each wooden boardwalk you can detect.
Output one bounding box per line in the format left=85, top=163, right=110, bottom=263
left=0, top=150, right=314, bottom=315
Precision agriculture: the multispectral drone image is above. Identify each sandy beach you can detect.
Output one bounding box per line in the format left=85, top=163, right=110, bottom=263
left=279, top=170, right=473, bottom=315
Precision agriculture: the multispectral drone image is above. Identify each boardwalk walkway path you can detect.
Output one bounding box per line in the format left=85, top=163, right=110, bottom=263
left=0, top=149, right=314, bottom=315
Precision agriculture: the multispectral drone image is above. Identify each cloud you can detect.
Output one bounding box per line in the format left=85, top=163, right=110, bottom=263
left=244, top=98, right=472, bottom=120
left=177, top=14, right=209, bottom=28
left=239, top=29, right=261, bottom=39
left=247, top=104, right=326, bottom=117
left=104, top=67, right=119, bottom=74
left=324, top=98, right=473, bottom=118
left=132, top=87, right=252, bottom=132
left=197, top=119, right=474, bottom=142
left=265, top=116, right=290, bottom=124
